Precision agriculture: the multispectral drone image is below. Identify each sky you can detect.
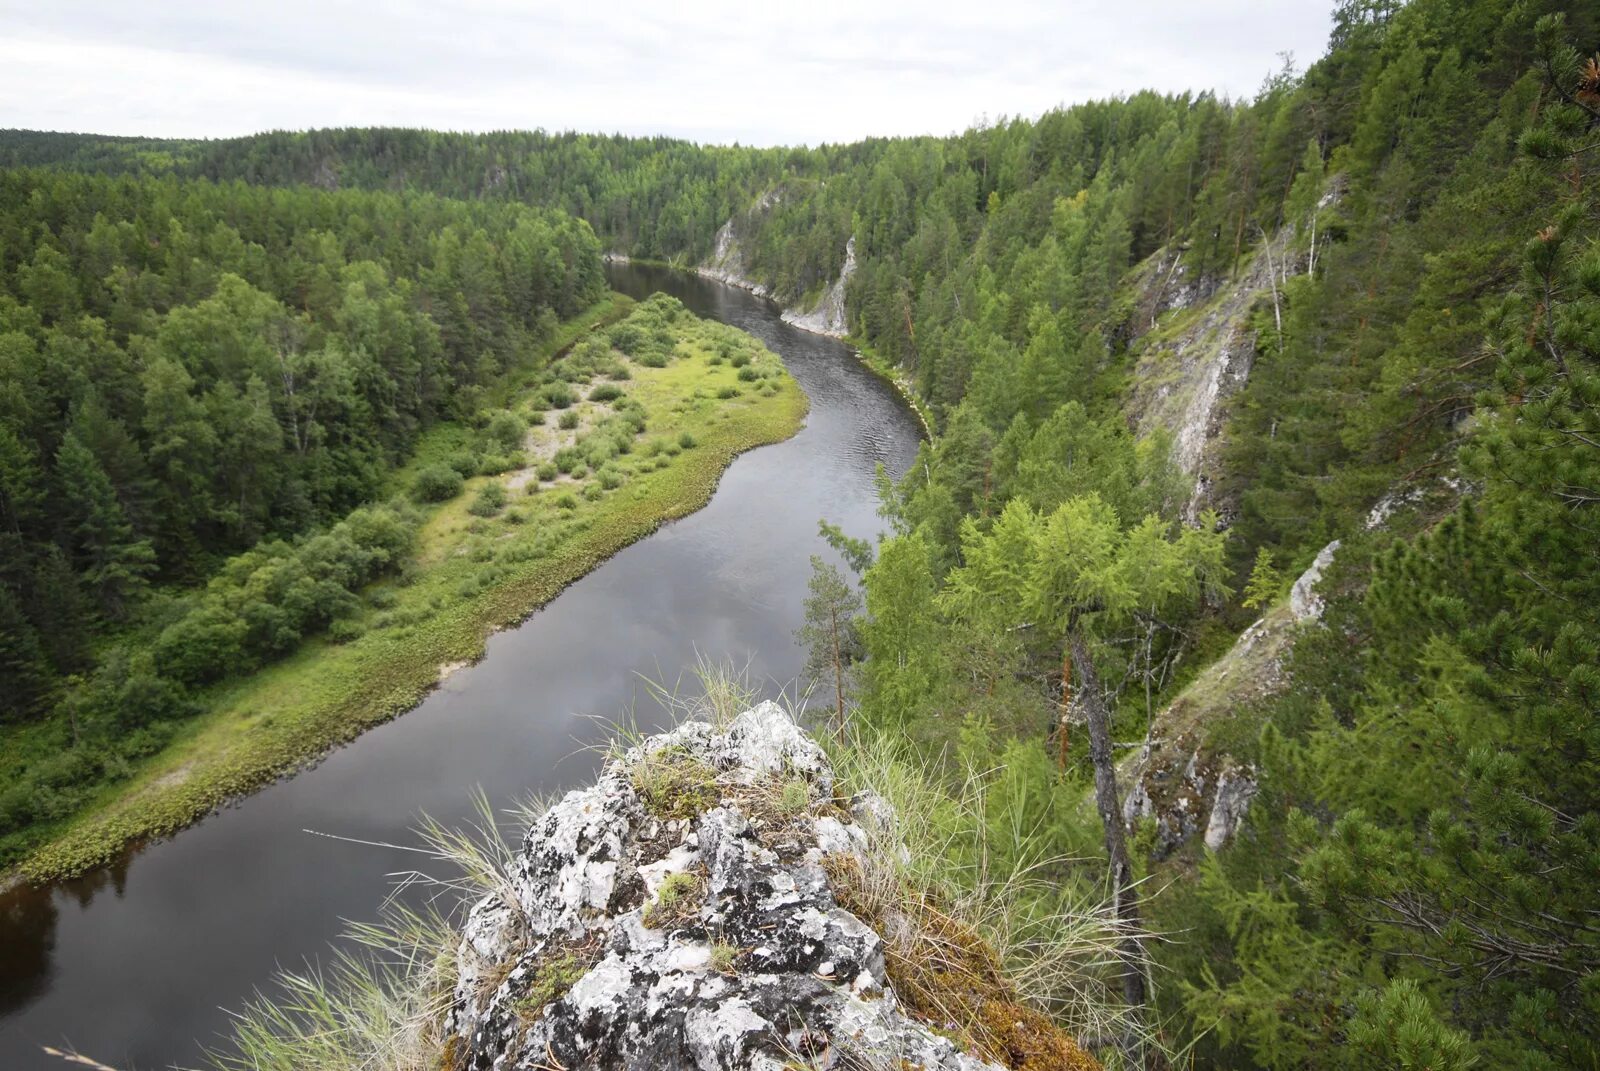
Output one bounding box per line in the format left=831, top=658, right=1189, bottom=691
left=0, top=1, right=1334, bottom=147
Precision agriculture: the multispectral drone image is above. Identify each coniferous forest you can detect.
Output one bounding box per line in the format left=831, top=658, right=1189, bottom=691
left=2, top=0, right=1599, bottom=1067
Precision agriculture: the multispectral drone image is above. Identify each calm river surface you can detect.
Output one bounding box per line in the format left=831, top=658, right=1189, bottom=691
left=0, top=264, right=921, bottom=1070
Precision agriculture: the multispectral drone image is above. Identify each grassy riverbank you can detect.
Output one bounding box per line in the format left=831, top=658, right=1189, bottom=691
left=8, top=295, right=807, bottom=883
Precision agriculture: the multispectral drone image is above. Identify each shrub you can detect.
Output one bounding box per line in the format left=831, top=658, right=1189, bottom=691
left=411, top=465, right=464, bottom=503
left=446, top=452, right=480, bottom=478
left=468, top=483, right=507, bottom=517
left=554, top=491, right=579, bottom=511
left=553, top=448, right=583, bottom=475
left=610, top=365, right=631, bottom=380
left=558, top=410, right=580, bottom=430
left=637, top=350, right=669, bottom=368
left=536, top=462, right=558, bottom=482
left=607, top=322, right=645, bottom=355
left=582, top=482, right=604, bottom=502
left=327, top=618, right=365, bottom=644
left=485, top=409, right=527, bottom=450
left=729, top=352, right=751, bottom=368
left=677, top=431, right=697, bottom=449
left=737, top=366, right=759, bottom=382
left=526, top=408, right=546, bottom=426
left=716, top=386, right=740, bottom=399
left=589, top=383, right=624, bottom=403
left=478, top=453, right=516, bottom=476
left=543, top=382, right=578, bottom=409
left=598, top=466, right=625, bottom=490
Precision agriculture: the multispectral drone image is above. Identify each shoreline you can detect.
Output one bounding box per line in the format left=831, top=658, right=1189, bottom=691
left=6, top=302, right=809, bottom=885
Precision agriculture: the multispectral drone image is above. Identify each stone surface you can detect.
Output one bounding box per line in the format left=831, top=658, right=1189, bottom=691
left=446, top=702, right=1003, bottom=1071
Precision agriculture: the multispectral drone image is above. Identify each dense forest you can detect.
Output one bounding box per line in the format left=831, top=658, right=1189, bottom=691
left=0, top=171, right=605, bottom=852
left=4, top=0, right=1599, bottom=1066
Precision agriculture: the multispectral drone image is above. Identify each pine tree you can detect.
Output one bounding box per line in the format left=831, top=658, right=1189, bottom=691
left=54, top=429, right=155, bottom=618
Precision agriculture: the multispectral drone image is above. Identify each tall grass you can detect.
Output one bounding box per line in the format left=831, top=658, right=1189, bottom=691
left=826, top=728, right=1160, bottom=1065
left=83, top=665, right=1139, bottom=1071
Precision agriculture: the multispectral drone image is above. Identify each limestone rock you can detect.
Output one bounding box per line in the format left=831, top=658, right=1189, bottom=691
left=446, top=702, right=1006, bottom=1071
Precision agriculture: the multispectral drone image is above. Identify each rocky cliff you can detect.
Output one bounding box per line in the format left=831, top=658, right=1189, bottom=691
left=698, top=192, right=855, bottom=340
left=444, top=703, right=1095, bottom=1071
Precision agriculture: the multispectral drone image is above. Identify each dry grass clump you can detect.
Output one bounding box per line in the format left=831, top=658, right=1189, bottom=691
left=823, top=854, right=1097, bottom=1071
left=643, top=868, right=708, bottom=929
left=631, top=746, right=721, bottom=820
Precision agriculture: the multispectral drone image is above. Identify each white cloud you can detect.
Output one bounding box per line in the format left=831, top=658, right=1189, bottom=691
left=0, top=0, right=1332, bottom=145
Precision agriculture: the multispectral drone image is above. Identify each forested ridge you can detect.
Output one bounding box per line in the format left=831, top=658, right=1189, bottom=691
left=5, top=0, right=1600, bottom=1065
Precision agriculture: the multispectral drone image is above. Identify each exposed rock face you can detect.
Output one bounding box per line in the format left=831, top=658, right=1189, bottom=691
left=1288, top=540, right=1341, bottom=623
left=1121, top=539, right=1348, bottom=857
left=1123, top=181, right=1347, bottom=524
left=698, top=191, right=857, bottom=340
left=697, top=190, right=781, bottom=299
left=446, top=703, right=1012, bottom=1070
left=782, top=236, right=856, bottom=339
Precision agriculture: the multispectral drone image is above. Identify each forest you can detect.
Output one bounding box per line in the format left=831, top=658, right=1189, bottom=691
left=3, top=0, right=1599, bottom=1066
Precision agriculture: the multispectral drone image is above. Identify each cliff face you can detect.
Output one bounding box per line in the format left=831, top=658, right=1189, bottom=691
left=698, top=192, right=855, bottom=340
left=445, top=703, right=1093, bottom=1071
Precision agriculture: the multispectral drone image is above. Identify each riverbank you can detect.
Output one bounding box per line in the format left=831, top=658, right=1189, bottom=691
left=9, top=297, right=808, bottom=883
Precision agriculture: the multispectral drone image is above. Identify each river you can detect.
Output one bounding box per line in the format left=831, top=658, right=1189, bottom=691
left=0, top=263, right=922, bottom=1070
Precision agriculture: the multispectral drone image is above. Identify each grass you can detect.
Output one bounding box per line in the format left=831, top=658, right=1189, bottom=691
left=642, top=868, right=707, bottom=929
left=8, top=298, right=808, bottom=883
left=187, top=667, right=1122, bottom=1071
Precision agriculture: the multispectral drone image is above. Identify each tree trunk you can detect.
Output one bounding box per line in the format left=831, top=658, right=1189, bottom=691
left=1069, top=629, right=1150, bottom=1030
left=1056, top=642, right=1072, bottom=769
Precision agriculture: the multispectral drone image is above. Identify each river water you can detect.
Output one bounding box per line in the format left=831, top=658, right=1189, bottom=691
left=0, top=264, right=922, bottom=1070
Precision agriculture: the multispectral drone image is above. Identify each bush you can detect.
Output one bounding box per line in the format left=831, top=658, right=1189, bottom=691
left=543, top=382, right=578, bottom=409
left=677, top=431, right=697, bottom=449
left=327, top=618, right=365, bottom=644
left=536, top=461, right=558, bottom=481
left=558, top=410, right=580, bottom=430
left=598, top=466, right=625, bottom=490
left=589, top=383, right=624, bottom=403
left=553, top=447, right=583, bottom=475
left=485, top=409, right=527, bottom=450
left=468, top=483, right=507, bottom=517
left=526, top=408, right=546, bottom=426
left=411, top=464, right=464, bottom=503
left=582, top=482, right=604, bottom=502
left=737, top=366, right=759, bottom=382
left=554, top=491, right=579, bottom=510
left=610, top=365, right=631, bottom=380
left=478, top=453, right=516, bottom=476
left=446, top=452, right=480, bottom=478
left=716, top=386, right=740, bottom=399
left=638, top=350, right=669, bottom=368
left=608, top=322, right=645, bottom=355
left=730, top=352, right=751, bottom=368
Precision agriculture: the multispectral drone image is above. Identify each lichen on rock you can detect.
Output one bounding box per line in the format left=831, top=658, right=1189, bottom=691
left=444, top=701, right=1078, bottom=1070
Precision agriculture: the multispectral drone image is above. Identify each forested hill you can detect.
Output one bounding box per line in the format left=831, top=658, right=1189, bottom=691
left=5, top=0, right=1600, bottom=1065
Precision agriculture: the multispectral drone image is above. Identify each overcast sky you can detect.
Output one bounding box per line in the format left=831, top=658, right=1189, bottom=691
left=0, top=1, right=1333, bottom=146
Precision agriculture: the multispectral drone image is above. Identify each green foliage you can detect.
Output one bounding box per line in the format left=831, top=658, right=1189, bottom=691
left=467, top=483, right=507, bottom=517
left=410, top=465, right=464, bottom=503
left=1240, top=547, right=1285, bottom=609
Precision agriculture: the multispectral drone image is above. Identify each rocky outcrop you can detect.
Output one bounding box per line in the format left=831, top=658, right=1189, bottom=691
left=1121, top=546, right=1340, bottom=858
left=698, top=191, right=856, bottom=340
left=445, top=703, right=1082, bottom=1071
left=782, top=236, right=856, bottom=339
left=697, top=190, right=781, bottom=299
left=1125, top=180, right=1343, bottom=523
